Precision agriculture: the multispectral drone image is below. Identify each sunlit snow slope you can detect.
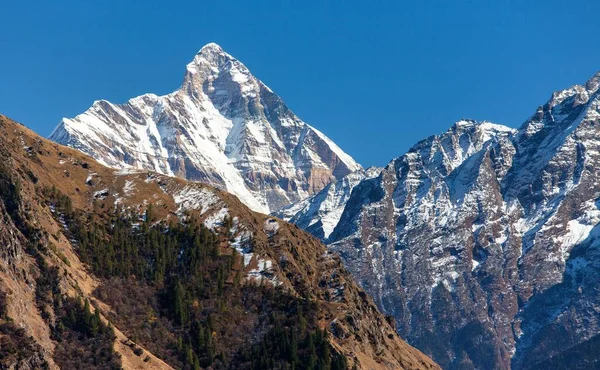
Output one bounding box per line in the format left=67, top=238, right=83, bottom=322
left=50, top=43, right=361, bottom=213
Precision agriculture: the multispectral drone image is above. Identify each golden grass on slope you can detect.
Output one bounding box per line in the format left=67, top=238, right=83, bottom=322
left=0, top=114, right=439, bottom=370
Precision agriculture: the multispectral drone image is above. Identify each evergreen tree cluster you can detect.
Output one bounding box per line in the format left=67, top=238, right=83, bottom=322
left=52, top=297, right=120, bottom=370
left=245, top=323, right=347, bottom=370
left=0, top=162, right=119, bottom=368
left=43, top=185, right=222, bottom=285
left=30, top=238, right=120, bottom=370
left=44, top=186, right=350, bottom=369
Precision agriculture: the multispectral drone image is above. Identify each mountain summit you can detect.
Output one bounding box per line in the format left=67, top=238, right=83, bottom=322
left=281, top=71, right=600, bottom=369
left=50, top=43, right=361, bottom=213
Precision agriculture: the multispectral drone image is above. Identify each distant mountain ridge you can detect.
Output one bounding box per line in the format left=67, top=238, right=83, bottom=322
left=47, top=40, right=600, bottom=368
left=281, top=72, right=600, bottom=369
left=50, top=43, right=361, bottom=213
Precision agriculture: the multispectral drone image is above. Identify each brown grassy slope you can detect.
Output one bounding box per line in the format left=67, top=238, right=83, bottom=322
left=0, top=114, right=439, bottom=370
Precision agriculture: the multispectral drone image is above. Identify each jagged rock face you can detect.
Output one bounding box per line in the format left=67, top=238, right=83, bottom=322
left=285, top=72, right=600, bottom=369
left=49, top=43, right=361, bottom=213
left=275, top=167, right=381, bottom=240
left=326, top=120, right=521, bottom=369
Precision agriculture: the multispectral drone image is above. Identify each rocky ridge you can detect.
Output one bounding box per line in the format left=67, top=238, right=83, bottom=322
left=282, top=72, right=600, bottom=369
left=50, top=43, right=361, bottom=214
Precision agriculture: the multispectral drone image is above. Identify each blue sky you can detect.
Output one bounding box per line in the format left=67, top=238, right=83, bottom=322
left=1, top=1, right=599, bottom=167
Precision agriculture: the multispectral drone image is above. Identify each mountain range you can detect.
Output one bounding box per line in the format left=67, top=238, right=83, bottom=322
left=282, top=72, right=600, bottom=369
left=28, top=43, right=600, bottom=369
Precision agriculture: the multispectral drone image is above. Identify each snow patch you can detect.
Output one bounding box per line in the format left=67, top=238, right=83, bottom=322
left=93, top=189, right=109, bottom=200
left=230, top=230, right=278, bottom=285
left=203, top=207, right=229, bottom=229
left=85, top=173, right=96, bottom=185
left=123, top=180, right=135, bottom=196
left=264, top=218, right=280, bottom=236
left=173, top=186, right=219, bottom=215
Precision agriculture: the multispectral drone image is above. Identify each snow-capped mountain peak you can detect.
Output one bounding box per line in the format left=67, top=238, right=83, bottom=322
left=584, top=71, right=600, bottom=92
left=50, top=43, right=361, bottom=213
left=185, top=42, right=251, bottom=85
left=280, top=70, right=600, bottom=369
left=198, top=41, right=224, bottom=53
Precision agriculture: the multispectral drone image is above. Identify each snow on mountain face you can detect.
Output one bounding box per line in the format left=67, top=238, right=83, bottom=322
left=49, top=43, right=361, bottom=213
left=274, top=167, right=381, bottom=240
left=283, top=72, right=600, bottom=369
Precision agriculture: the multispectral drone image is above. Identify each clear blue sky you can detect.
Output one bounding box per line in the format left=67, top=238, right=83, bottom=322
left=1, top=1, right=599, bottom=167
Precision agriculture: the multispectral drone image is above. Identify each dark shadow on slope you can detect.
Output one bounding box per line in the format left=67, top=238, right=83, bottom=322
left=514, top=215, right=600, bottom=369
left=327, top=175, right=385, bottom=243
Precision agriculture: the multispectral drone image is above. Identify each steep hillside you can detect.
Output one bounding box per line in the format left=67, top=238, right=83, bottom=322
left=284, top=72, right=600, bottom=369
left=49, top=43, right=361, bottom=213
left=0, top=114, right=436, bottom=369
